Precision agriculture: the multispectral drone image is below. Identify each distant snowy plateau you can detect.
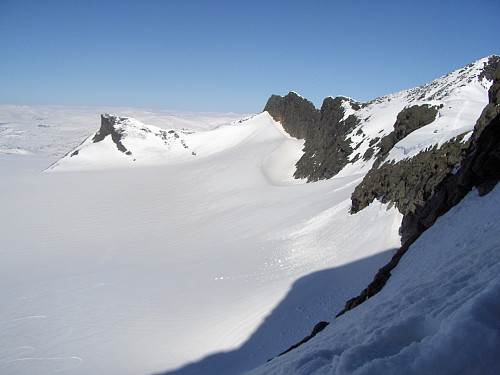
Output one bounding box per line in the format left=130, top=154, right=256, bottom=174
left=1, top=56, right=499, bottom=375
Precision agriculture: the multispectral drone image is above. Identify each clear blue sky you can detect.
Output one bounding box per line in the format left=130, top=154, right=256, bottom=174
left=1, top=0, right=498, bottom=113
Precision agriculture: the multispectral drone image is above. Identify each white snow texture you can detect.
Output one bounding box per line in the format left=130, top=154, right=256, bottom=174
left=1, top=56, right=499, bottom=375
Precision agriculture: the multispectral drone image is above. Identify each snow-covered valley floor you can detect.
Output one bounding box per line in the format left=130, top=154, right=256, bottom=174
left=0, top=111, right=402, bottom=374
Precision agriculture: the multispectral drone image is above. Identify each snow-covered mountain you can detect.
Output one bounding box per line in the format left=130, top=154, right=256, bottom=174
left=0, top=55, right=498, bottom=375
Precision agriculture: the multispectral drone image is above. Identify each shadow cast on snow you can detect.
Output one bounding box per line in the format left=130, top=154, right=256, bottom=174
left=152, top=249, right=394, bottom=375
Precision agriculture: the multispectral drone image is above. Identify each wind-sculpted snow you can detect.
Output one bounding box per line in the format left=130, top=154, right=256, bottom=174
left=246, top=185, right=500, bottom=375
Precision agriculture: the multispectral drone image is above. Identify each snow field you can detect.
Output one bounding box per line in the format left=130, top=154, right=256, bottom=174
left=0, top=113, right=402, bottom=375
left=246, top=185, right=500, bottom=375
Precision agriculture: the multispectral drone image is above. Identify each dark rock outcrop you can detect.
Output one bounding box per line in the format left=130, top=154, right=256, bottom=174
left=264, top=93, right=361, bottom=182
left=375, top=104, right=439, bottom=165
left=351, top=133, right=469, bottom=216
left=263, top=92, right=319, bottom=140
left=93, top=114, right=132, bottom=155
left=472, top=58, right=500, bottom=142
left=338, top=64, right=500, bottom=316
left=351, top=60, right=500, bottom=218
left=338, top=111, right=500, bottom=318
left=294, top=97, right=360, bottom=181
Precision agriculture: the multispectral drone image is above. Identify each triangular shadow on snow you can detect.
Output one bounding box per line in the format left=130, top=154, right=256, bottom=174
left=152, top=249, right=395, bottom=375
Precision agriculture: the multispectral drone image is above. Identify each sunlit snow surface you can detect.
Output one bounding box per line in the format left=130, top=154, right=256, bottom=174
left=247, top=185, right=500, bottom=375
left=0, top=107, right=401, bottom=375
left=0, top=56, right=495, bottom=374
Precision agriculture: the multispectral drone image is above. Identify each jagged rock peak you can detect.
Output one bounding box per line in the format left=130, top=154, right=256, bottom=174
left=93, top=113, right=130, bottom=154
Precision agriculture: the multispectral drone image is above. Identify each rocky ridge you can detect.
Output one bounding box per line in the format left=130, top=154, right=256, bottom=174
left=265, top=55, right=500, bottom=359
left=265, top=93, right=362, bottom=181
left=265, top=56, right=499, bottom=217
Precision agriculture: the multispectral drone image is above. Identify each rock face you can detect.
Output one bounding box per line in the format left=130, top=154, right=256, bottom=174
left=265, top=56, right=498, bottom=189
left=375, top=104, right=439, bottom=165
left=264, top=93, right=361, bottom=181
left=350, top=57, right=499, bottom=218
left=338, top=110, right=500, bottom=317
left=351, top=133, right=469, bottom=216
left=472, top=57, right=500, bottom=142
left=336, top=62, right=500, bottom=317
left=263, top=92, right=319, bottom=140
left=93, top=114, right=132, bottom=155
left=266, top=56, right=500, bottom=360
left=294, top=97, right=361, bottom=181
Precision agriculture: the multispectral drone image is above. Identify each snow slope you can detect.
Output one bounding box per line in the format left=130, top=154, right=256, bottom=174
left=247, top=185, right=500, bottom=375
left=0, top=109, right=402, bottom=375
left=0, top=56, right=495, bottom=375
left=337, top=56, right=493, bottom=177
left=0, top=105, right=245, bottom=157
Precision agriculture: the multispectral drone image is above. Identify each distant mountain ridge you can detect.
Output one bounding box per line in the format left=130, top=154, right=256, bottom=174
left=46, top=113, right=196, bottom=171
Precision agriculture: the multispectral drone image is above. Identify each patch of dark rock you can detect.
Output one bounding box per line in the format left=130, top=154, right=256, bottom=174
left=351, top=136, right=467, bottom=216
left=478, top=55, right=499, bottom=83
left=375, top=104, right=439, bottom=167
left=363, top=147, right=374, bottom=161
left=264, top=92, right=363, bottom=182
left=340, top=94, right=500, bottom=318
left=368, top=137, right=380, bottom=147
left=70, top=150, right=79, bottom=157
left=93, top=114, right=131, bottom=155
left=264, top=92, right=319, bottom=140
left=294, top=99, right=360, bottom=181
